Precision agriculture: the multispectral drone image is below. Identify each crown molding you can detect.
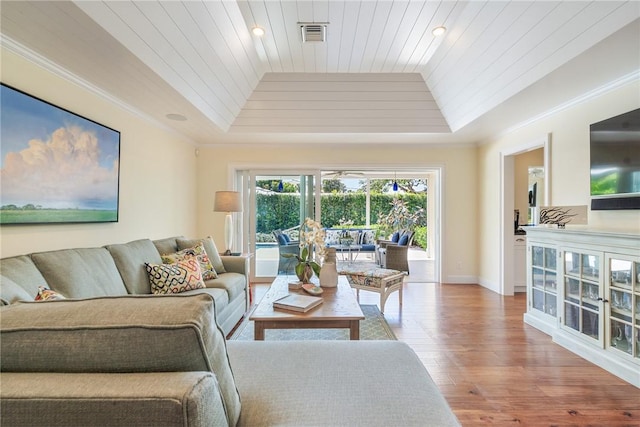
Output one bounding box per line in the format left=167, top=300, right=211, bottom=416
left=497, top=70, right=640, bottom=140
left=0, top=35, right=197, bottom=146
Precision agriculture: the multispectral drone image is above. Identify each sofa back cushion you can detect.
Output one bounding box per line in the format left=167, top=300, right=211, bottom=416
left=0, top=255, right=49, bottom=299
left=31, top=248, right=128, bottom=298
left=0, top=275, right=33, bottom=305
left=0, top=294, right=241, bottom=427
left=106, top=239, right=162, bottom=295
left=152, top=236, right=182, bottom=257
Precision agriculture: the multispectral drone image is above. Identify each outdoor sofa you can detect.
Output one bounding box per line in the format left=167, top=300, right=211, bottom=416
left=0, top=235, right=461, bottom=426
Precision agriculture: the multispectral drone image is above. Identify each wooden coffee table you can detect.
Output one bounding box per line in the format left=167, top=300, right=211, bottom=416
left=249, top=276, right=364, bottom=340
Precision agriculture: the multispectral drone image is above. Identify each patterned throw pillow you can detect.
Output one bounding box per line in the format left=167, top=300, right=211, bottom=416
left=361, top=229, right=375, bottom=245
left=145, top=257, right=206, bottom=294
left=176, top=236, right=226, bottom=274
left=162, top=242, right=217, bottom=280
left=34, top=286, right=66, bottom=301
left=324, top=230, right=341, bottom=245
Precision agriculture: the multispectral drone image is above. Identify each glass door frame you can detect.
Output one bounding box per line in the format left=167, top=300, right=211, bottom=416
left=242, top=169, right=322, bottom=283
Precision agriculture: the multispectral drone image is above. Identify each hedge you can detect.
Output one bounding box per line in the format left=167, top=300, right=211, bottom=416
left=256, top=192, right=427, bottom=246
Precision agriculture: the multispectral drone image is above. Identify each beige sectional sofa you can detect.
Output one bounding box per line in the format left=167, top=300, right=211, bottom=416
left=0, top=236, right=460, bottom=426
left=0, top=236, right=249, bottom=335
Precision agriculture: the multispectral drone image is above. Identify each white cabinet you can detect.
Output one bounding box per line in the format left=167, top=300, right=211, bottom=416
left=560, top=248, right=603, bottom=343
left=524, top=241, right=558, bottom=335
left=524, top=226, right=640, bottom=387
left=606, top=254, right=640, bottom=361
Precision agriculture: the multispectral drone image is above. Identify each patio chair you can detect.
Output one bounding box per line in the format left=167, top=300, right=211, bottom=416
left=378, top=244, right=410, bottom=274
left=273, top=230, right=300, bottom=274
left=376, top=230, right=414, bottom=273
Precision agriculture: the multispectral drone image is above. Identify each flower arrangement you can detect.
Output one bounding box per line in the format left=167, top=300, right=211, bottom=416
left=283, top=217, right=326, bottom=283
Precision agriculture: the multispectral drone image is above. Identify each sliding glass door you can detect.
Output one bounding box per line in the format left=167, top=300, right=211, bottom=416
left=237, top=168, right=440, bottom=284
left=244, top=170, right=320, bottom=282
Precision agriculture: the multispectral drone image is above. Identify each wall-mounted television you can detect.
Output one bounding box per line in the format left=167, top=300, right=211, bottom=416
left=590, top=108, right=640, bottom=210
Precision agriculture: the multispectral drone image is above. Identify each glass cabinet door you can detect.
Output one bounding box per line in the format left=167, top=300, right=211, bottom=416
left=530, top=245, right=557, bottom=317
left=608, top=257, right=639, bottom=360
left=562, top=250, right=600, bottom=340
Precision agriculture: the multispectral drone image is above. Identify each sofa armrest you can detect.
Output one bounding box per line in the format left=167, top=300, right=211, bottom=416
left=219, top=255, right=249, bottom=275
left=0, top=294, right=241, bottom=426
left=1, top=372, right=228, bottom=427
left=376, top=239, right=397, bottom=249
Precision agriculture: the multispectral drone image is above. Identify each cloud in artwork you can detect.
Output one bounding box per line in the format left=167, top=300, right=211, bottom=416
left=0, top=125, right=119, bottom=209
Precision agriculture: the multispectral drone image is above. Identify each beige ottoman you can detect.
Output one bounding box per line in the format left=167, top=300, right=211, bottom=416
left=338, top=265, right=405, bottom=313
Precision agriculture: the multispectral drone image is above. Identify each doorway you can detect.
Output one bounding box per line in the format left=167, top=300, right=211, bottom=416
left=500, top=134, right=551, bottom=295
left=236, top=167, right=441, bottom=284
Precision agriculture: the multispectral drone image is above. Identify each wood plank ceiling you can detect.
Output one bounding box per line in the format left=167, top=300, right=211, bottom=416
left=1, top=1, right=639, bottom=143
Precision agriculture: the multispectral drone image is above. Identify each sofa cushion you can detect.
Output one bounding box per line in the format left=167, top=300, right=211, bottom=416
left=205, top=272, right=246, bottom=302
left=227, top=341, right=460, bottom=427
left=181, top=287, right=229, bottom=313
left=0, top=372, right=228, bottom=427
left=31, top=248, right=128, bottom=298
left=0, top=275, right=33, bottom=305
left=359, top=229, right=374, bottom=245
left=145, top=259, right=206, bottom=294
left=162, top=242, right=217, bottom=280
left=324, top=229, right=341, bottom=245
left=360, top=244, right=376, bottom=252
left=0, top=294, right=241, bottom=426
left=153, top=236, right=182, bottom=257
left=0, top=255, right=49, bottom=298
left=106, top=238, right=162, bottom=295
left=177, top=236, right=226, bottom=274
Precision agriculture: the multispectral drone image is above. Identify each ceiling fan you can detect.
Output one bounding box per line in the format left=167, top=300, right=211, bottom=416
left=322, top=170, right=366, bottom=178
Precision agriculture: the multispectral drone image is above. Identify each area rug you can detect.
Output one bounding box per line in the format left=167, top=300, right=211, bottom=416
left=230, top=304, right=396, bottom=341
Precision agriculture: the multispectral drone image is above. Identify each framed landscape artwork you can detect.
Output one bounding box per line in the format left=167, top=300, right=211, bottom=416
left=0, top=83, right=120, bottom=225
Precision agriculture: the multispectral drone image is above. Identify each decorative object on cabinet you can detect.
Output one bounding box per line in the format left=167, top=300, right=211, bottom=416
left=539, top=205, right=588, bottom=228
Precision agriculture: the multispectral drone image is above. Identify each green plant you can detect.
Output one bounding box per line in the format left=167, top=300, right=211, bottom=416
left=413, top=226, right=427, bottom=249
left=376, top=198, right=424, bottom=238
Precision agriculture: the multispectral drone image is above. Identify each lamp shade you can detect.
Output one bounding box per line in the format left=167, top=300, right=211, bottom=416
left=214, top=191, right=242, bottom=213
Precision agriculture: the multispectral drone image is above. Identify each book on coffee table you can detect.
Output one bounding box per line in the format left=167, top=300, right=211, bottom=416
left=273, top=293, right=323, bottom=313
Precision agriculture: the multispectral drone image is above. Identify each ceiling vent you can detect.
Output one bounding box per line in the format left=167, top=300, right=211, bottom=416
left=299, top=22, right=328, bottom=42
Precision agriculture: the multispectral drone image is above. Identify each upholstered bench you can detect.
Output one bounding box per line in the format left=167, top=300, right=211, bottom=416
left=337, top=265, right=405, bottom=313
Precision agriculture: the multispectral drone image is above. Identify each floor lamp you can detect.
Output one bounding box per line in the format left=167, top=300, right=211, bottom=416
left=214, top=191, right=242, bottom=255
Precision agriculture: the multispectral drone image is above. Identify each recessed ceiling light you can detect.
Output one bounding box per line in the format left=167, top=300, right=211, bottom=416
left=432, top=26, right=446, bottom=37
left=252, top=26, right=265, bottom=37
left=166, top=113, right=187, bottom=121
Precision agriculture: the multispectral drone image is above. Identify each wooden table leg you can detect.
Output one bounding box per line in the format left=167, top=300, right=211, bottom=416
left=349, top=320, right=360, bottom=340
left=254, top=322, right=265, bottom=340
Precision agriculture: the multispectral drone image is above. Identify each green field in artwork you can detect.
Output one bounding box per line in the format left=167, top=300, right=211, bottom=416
left=0, top=209, right=117, bottom=224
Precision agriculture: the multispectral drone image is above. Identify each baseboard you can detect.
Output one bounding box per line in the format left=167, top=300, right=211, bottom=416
left=478, top=276, right=500, bottom=293
left=553, top=329, right=640, bottom=388
left=445, top=275, right=477, bottom=284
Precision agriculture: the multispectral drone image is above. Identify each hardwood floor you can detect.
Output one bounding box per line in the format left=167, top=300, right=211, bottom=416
left=249, top=281, right=640, bottom=426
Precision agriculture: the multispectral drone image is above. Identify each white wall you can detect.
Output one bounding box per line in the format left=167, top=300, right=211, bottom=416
left=196, top=144, right=479, bottom=284
left=1, top=48, right=198, bottom=257
left=477, top=80, right=640, bottom=291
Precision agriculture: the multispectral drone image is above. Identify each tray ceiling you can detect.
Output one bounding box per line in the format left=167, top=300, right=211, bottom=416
left=1, top=1, right=638, bottom=145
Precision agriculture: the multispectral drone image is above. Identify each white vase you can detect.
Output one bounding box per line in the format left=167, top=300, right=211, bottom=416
left=319, top=262, right=338, bottom=288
